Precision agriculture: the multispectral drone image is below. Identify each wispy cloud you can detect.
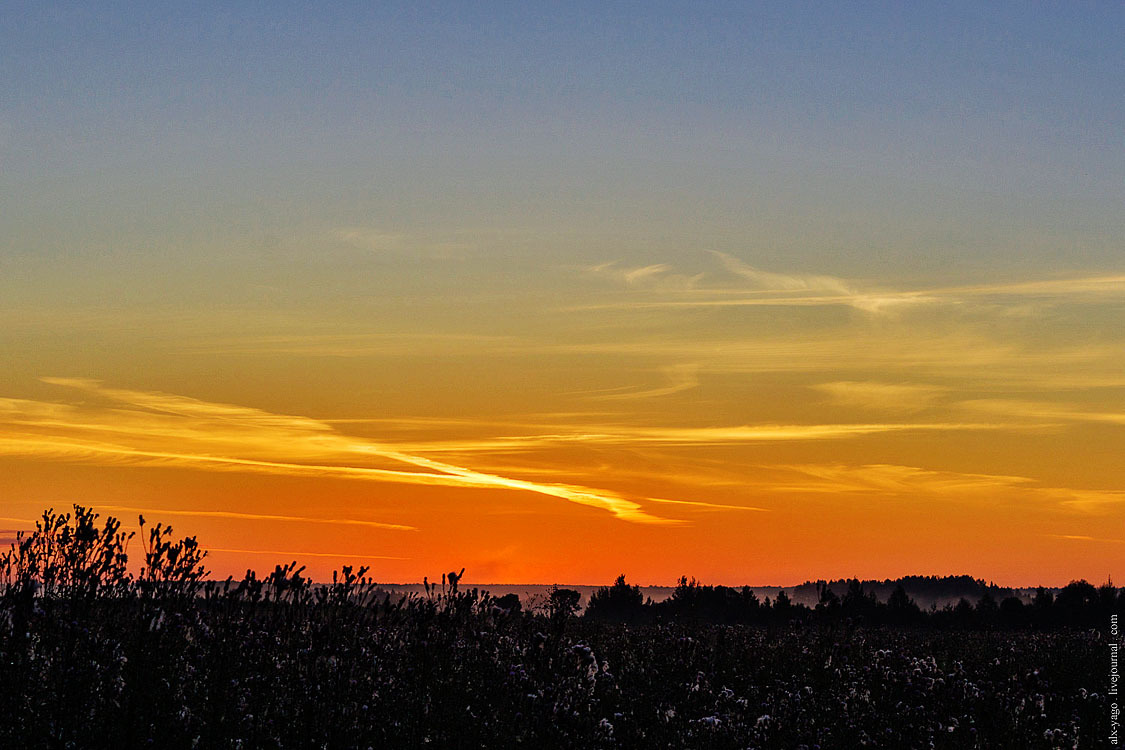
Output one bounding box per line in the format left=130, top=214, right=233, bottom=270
left=1045, top=488, right=1125, bottom=513
left=575, top=252, right=934, bottom=313
left=551, top=422, right=1025, bottom=445
left=206, top=547, right=409, bottom=560
left=933, top=274, right=1125, bottom=299
left=812, top=381, right=949, bottom=412
left=1046, top=534, right=1125, bottom=544
left=748, top=463, right=1125, bottom=515
left=766, top=463, right=1036, bottom=496
left=585, top=261, right=705, bottom=291
left=0, top=379, right=678, bottom=525
left=575, top=252, right=1125, bottom=314
left=373, top=421, right=1032, bottom=455
left=585, top=364, right=700, bottom=401
left=0, top=378, right=1051, bottom=527
left=647, top=497, right=768, bottom=512
left=710, top=251, right=854, bottom=295
left=98, top=505, right=415, bottom=532
left=958, top=399, right=1125, bottom=425
left=547, top=332, right=1121, bottom=391
left=184, top=333, right=518, bottom=358
left=570, top=293, right=935, bottom=313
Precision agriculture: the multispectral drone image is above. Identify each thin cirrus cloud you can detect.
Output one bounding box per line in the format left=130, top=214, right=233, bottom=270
left=709, top=251, right=855, bottom=295
left=179, top=328, right=1124, bottom=399
left=201, top=547, right=409, bottom=560
left=575, top=252, right=1125, bottom=314
left=0, top=379, right=1042, bottom=527
left=585, top=261, right=705, bottom=291
left=583, top=364, right=701, bottom=402
left=576, top=252, right=931, bottom=312
left=521, top=422, right=1023, bottom=445
left=765, top=463, right=1037, bottom=496
left=184, top=333, right=520, bottom=358
left=646, top=497, right=768, bottom=512
left=811, top=381, right=950, bottom=412
left=1, top=378, right=676, bottom=525
left=738, top=463, right=1125, bottom=514
left=957, top=399, right=1125, bottom=425
left=1047, top=535, right=1125, bottom=545
left=96, top=505, right=416, bottom=532
left=373, top=421, right=1033, bottom=456
left=550, top=333, right=1121, bottom=390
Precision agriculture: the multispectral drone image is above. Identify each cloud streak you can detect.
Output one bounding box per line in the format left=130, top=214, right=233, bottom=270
left=184, top=333, right=518, bottom=358
left=575, top=253, right=1125, bottom=314
left=585, top=364, right=701, bottom=401
left=740, top=463, right=1125, bottom=515
left=97, top=505, right=415, bottom=532
left=360, top=421, right=1035, bottom=457
left=0, top=379, right=677, bottom=524
left=585, top=262, right=704, bottom=291
left=812, top=381, right=950, bottom=412
left=206, top=547, right=409, bottom=560
left=0, top=378, right=1108, bottom=531
left=958, top=399, right=1125, bottom=425
left=546, top=332, right=1122, bottom=392
left=710, top=251, right=855, bottom=295
left=764, top=463, right=1037, bottom=496
left=1047, top=534, right=1125, bottom=545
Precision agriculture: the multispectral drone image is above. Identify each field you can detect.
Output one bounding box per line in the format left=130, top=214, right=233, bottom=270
left=0, top=509, right=1112, bottom=748
left=1, top=588, right=1109, bottom=748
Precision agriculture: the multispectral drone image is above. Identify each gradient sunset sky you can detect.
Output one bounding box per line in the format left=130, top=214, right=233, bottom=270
left=2, top=3, right=1124, bottom=586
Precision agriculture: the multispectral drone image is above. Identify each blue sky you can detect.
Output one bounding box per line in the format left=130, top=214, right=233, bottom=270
left=4, top=3, right=1121, bottom=273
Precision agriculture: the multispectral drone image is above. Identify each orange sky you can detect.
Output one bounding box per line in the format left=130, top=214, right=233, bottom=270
left=2, top=273, right=1124, bottom=588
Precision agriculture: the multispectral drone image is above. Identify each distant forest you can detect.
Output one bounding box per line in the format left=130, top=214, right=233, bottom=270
left=791, top=575, right=1027, bottom=608
left=573, top=574, right=1118, bottom=630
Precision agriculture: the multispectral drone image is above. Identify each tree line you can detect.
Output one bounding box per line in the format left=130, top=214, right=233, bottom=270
left=574, top=574, right=1121, bottom=630
left=2, top=506, right=1118, bottom=631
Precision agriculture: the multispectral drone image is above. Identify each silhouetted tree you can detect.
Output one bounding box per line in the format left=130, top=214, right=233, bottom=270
left=999, top=596, right=1026, bottom=628
left=812, top=581, right=841, bottom=625
left=952, top=598, right=976, bottom=628
left=544, top=585, right=581, bottom=622
left=975, top=591, right=999, bottom=628
left=772, top=589, right=794, bottom=622
left=740, top=585, right=762, bottom=621
left=1051, top=579, right=1098, bottom=626
left=585, top=574, right=645, bottom=623
left=841, top=579, right=878, bottom=622
left=886, top=584, right=922, bottom=626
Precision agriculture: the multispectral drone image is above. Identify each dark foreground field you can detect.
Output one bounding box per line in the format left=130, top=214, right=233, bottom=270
left=0, top=508, right=1113, bottom=748
left=1, top=590, right=1109, bottom=749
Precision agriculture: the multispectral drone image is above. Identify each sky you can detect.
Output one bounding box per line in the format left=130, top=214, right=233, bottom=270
left=1, top=3, right=1123, bottom=586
